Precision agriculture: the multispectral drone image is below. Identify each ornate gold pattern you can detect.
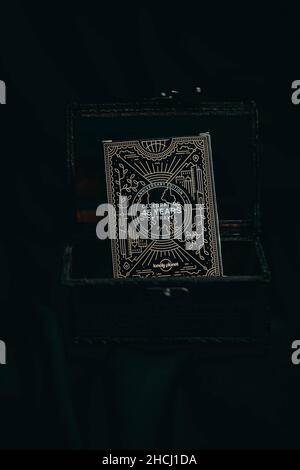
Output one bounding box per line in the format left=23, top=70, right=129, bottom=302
left=103, top=135, right=222, bottom=278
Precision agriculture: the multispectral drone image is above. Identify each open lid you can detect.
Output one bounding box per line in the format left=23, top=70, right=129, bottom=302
left=68, top=100, right=259, bottom=236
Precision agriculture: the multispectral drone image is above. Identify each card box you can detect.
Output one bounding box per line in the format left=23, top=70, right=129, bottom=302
left=102, top=134, right=223, bottom=279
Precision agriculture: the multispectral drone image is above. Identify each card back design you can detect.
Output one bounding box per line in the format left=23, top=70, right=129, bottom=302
left=103, top=135, right=222, bottom=278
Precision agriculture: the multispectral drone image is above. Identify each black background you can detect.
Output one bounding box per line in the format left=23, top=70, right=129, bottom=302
left=0, top=3, right=300, bottom=449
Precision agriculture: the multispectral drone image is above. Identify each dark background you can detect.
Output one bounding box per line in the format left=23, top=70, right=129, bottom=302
left=0, top=3, right=299, bottom=449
